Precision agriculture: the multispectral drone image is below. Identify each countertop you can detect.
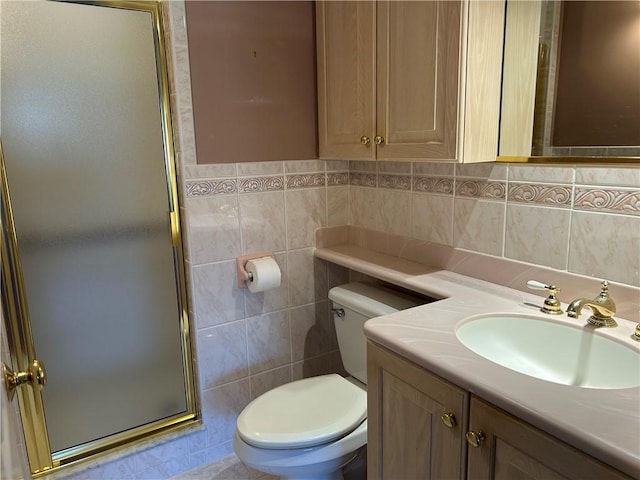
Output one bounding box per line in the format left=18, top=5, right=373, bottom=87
left=315, top=244, right=640, bottom=477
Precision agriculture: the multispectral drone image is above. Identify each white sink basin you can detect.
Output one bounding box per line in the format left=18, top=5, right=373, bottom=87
left=455, top=314, right=640, bottom=389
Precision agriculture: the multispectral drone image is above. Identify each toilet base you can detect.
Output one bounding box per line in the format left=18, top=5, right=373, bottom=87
left=234, top=421, right=367, bottom=480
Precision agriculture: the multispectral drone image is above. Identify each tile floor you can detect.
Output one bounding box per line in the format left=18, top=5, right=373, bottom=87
left=171, top=447, right=366, bottom=480
left=171, top=454, right=276, bottom=480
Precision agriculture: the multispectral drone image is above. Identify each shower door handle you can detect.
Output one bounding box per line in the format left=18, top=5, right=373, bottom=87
left=2, top=359, right=47, bottom=400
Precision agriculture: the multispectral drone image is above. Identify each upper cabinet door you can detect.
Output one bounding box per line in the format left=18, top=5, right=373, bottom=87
left=376, top=1, right=461, bottom=161
left=316, top=1, right=376, bottom=160
left=317, top=0, right=504, bottom=163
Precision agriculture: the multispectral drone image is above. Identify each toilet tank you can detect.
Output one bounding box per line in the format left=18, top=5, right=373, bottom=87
left=328, top=282, right=429, bottom=385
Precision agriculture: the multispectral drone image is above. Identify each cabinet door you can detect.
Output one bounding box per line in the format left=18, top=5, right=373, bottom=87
left=467, top=397, right=633, bottom=480
left=376, top=1, right=462, bottom=161
left=368, top=342, right=468, bottom=480
left=316, top=1, right=375, bottom=160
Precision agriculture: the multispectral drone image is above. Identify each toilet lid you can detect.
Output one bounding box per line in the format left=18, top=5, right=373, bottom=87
left=236, top=374, right=367, bottom=449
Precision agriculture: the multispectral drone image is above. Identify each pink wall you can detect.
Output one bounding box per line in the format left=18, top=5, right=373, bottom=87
left=186, top=1, right=318, bottom=164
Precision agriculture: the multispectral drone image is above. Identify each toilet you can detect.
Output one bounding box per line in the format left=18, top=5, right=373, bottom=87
left=234, top=282, right=425, bottom=480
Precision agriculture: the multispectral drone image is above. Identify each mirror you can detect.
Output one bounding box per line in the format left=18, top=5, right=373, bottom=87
left=499, top=0, right=640, bottom=162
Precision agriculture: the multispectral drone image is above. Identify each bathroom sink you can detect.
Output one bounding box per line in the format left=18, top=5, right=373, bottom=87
left=455, top=314, right=640, bottom=389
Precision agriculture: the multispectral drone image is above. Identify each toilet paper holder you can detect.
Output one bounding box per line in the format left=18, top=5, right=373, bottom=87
left=236, top=252, right=276, bottom=288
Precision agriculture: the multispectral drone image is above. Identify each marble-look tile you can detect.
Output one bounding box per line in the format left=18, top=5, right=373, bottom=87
left=350, top=186, right=378, bottom=230
left=568, top=211, right=640, bottom=287
left=504, top=204, right=571, bottom=270
left=378, top=160, right=411, bottom=174
left=290, top=301, right=337, bottom=362
left=184, top=163, right=237, bottom=180
left=185, top=196, right=241, bottom=265
left=285, top=159, right=326, bottom=173
left=166, top=1, right=188, bottom=48
left=326, top=160, right=349, bottom=171
left=291, top=351, right=346, bottom=381
left=201, top=380, right=250, bottom=448
left=239, top=191, right=286, bottom=253
left=180, top=454, right=275, bottom=480
left=349, top=160, right=376, bottom=172
left=237, top=161, right=284, bottom=176
left=245, top=252, right=289, bottom=317
left=246, top=310, right=291, bottom=374
left=186, top=442, right=236, bottom=473
left=58, top=455, right=137, bottom=480
left=286, top=188, right=327, bottom=249
left=192, top=261, right=246, bottom=328
left=327, top=261, right=350, bottom=291
left=412, top=162, right=454, bottom=176
left=249, top=366, right=292, bottom=400
left=287, top=248, right=328, bottom=307
left=327, top=186, right=350, bottom=226
left=197, top=321, right=248, bottom=389
left=411, top=193, right=454, bottom=246
left=375, top=189, right=411, bottom=237
left=575, top=167, right=640, bottom=188
left=453, top=198, right=505, bottom=256
left=134, top=437, right=190, bottom=475
left=456, top=163, right=507, bottom=180
left=509, top=165, right=574, bottom=184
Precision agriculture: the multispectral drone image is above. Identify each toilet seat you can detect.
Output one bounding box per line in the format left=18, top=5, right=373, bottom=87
left=236, top=374, right=367, bottom=450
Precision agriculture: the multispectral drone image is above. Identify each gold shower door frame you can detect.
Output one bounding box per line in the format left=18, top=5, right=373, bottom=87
left=0, top=1, right=198, bottom=475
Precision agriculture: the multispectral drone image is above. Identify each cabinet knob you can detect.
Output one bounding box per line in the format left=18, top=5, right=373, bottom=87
left=374, top=135, right=385, bottom=145
left=441, top=412, right=457, bottom=429
left=360, top=135, right=371, bottom=146
left=466, top=430, right=485, bottom=448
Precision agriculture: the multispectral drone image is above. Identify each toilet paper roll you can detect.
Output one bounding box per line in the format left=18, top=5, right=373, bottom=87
left=246, top=257, right=281, bottom=293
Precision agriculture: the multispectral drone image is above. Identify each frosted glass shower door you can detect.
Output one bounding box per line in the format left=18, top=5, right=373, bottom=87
left=1, top=1, right=192, bottom=456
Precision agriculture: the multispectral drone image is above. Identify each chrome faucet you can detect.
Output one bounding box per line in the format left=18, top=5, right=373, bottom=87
left=566, top=280, right=617, bottom=328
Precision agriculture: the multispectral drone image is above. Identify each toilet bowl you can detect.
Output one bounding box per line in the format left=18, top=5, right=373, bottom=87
left=234, top=282, right=425, bottom=480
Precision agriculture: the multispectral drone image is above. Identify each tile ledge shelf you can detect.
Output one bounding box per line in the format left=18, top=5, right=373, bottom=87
left=314, top=225, right=640, bottom=322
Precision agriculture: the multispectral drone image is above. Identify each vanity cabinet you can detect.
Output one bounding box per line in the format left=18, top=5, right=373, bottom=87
left=367, top=341, right=468, bottom=479
left=368, top=341, right=633, bottom=480
left=315, top=1, right=505, bottom=163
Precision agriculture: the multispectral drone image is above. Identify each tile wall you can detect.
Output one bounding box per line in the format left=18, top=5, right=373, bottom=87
left=349, top=161, right=640, bottom=287
left=2, top=1, right=639, bottom=480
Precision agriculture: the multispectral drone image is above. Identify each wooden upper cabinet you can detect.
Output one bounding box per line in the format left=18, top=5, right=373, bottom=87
left=316, top=1, right=376, bottom=160
left=376, top=1, right=460, bottom=160
left=316, top=1, right=505, bottom=163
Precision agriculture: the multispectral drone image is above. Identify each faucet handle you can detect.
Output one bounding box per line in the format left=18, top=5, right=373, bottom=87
left=527, top=280, right=563, bottom=315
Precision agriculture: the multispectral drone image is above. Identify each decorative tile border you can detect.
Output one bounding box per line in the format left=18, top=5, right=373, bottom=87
left=455, top=180, right=506, bottom=200
left=184, top=163, right=640, bottom=218
left=508, top=183, right=572, bottom=207
left=239, top=175, right=285, bottom=193
left=327, top=172, right=349, bottom=186
left=378, top=174, right=412, bottom=190
left=349, top=172, right=377, bottom=187
left=574, top=187, right=640, bottom=216
left=286, top=173, right=326, bottom=189
left=413, top=176, right=454, bottom=195
left=186, top=179, right=237, bottom=197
